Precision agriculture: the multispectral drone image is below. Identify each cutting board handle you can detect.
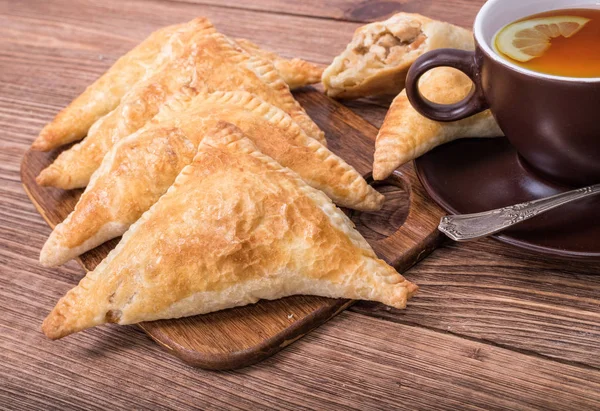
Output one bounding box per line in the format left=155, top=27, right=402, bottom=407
left=369, top=163, right=445, bottom=270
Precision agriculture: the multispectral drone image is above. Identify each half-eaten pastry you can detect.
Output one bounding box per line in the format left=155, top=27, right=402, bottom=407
left=322, top=13, right=473, bottom=99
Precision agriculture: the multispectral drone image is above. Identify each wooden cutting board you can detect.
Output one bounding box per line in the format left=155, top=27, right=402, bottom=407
left=21, top=87, right=445, bottom=370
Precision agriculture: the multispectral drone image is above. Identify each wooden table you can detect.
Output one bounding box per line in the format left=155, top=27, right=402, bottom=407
left=1, top=0, right=599, bottom=409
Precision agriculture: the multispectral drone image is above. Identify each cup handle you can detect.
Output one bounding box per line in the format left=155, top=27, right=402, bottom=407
left=405, top=49, right=489, bottom=122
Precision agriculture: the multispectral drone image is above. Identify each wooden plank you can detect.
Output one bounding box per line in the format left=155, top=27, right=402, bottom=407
left=0, top=0, right=357, bottom=66
left=353, top=239, right=600, bottom=368
left=163, top=0, right=484, bottom=26
left=2, top=306, right=600, bottom=410
left=2, top=0, right=600, bottom=407
left=1, top=0, right=600, bottom=369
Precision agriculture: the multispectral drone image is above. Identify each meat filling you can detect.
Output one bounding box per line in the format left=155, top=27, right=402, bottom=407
left=334, top=20, right=428, bottom=87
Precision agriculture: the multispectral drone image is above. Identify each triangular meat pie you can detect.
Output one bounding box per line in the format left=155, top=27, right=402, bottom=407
left=31, top=18, right=213, bottom=151
left=37, top=29, right=324, bottom=189
left=39, top=88, right=383, bottom=267
left=42, top=122, right=415, bottom=340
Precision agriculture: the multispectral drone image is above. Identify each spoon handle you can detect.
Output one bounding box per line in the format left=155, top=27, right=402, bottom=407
left=438, top=184, right=600, bottom=242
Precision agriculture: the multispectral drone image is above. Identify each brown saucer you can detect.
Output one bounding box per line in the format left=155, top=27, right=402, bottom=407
left=414, top=137, right=600, bottom=260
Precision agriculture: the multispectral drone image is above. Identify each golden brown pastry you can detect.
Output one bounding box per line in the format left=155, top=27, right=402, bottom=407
left=42, top=122, right=416, bottom=340
left=32, top=19, right=324, bottom=153
left=373, top=68, right=503, bottom=180
left=36, top=30, right=325, bottom=189
left=39, top=88, right=383, bottom=267
left=30, top=18, right=211, bottom=151
left=235, top=38, right=323, bottom=89
left=322, top=13, right=474, bottom=99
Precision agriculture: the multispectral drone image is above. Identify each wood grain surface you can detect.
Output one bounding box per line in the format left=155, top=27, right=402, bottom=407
left=2, top=0, right=600, bottom=409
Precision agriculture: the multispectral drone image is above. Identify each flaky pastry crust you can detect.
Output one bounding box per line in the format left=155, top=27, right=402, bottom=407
left=235, top=38, right=323, bottom=90
left=39, top=88, right=383, bottom=267
left=42, top=122, right=415, bottom=340
left=31, top=18, right=208, bottom=151
left=37, top=26, right=324, bottom=189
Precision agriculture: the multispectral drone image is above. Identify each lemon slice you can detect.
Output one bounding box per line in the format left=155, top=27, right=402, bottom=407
left=495, top=16, right=590, bottom=62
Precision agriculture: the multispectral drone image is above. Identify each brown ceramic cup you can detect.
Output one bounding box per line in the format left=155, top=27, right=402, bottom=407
left=405, top=0, right=600, bottom=187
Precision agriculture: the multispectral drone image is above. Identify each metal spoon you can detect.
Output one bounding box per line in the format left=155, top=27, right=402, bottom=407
left=438, top=184, right=600, bottom=242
